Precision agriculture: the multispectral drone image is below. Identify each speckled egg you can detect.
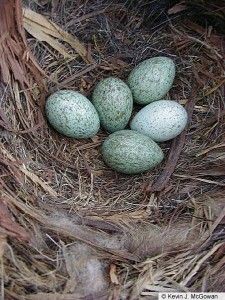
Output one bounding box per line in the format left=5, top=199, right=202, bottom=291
left=130, top=100, right=188, bottom=142
left=127, top=57, right=176, bottom=105
left=92, top=77, right=133, bottom=132
left=45, top=90, right=100, bottom=139
left=101, top=130, right=164, bottom=174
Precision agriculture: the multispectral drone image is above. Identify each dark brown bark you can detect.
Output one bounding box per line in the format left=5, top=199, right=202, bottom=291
left=0, top=0, right=45, bottom=243
left=146, top=86, right=198, bottom=193
left=0, top=0, right=45, bottom=92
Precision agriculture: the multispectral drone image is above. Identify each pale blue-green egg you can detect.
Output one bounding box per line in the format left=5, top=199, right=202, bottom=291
left=101, top=130, right=164, bottom=174
left=130, top=100, right=188, bottom=142
left=127, top=57, right=175, bottom=105
left=92, top=77, right=133, bottom=132
left=45, top=90, right=100, bottom=139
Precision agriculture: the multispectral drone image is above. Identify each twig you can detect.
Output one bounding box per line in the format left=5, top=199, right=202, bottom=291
left=73, top=215, right=124, bottom=233
left=0, top=198, right=30, bottom=242
left=173, top=173, right=225, bottom=187
left=58, top=64, right=98, bottom=87
left=146, top=87, right=197, bottom=193
left=66, top=8, right=107, bottom=27
left=171, top=25, right=223, bottom=60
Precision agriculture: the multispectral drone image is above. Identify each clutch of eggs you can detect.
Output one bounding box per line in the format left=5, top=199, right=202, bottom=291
left=130, top=100, right=188, bottom=142
left=44, top=56, right=187, bottom=175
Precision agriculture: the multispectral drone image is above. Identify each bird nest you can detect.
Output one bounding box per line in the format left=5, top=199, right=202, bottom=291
left=0, top=0, right=225, bottom=299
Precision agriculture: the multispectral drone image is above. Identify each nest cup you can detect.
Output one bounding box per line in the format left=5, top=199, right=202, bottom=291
left=1, top=0, right=225, bottom=298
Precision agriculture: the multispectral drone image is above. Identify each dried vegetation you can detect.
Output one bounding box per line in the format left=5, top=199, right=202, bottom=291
left=0, top=0, right=225, bottom=299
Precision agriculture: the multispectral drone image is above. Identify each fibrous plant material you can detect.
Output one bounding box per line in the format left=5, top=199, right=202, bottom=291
left=0, top=0, right=45, bottom=94
left=0, top=0, right=225, bottom=298
left=0, top=0, right=46, bottom=245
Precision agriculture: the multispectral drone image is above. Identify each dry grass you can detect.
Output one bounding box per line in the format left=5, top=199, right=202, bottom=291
left=0, top=0, right=225, bottom=299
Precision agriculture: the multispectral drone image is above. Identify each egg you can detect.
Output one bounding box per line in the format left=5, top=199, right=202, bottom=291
left=92, top=77, right=133, bottom=132
left=45, top=90, right=100, bottom=139
left=101, top=130, right=164, bottom=174
left=130, top=100, right=188, bottom=142
left=127, top=57, right=176, bottom=105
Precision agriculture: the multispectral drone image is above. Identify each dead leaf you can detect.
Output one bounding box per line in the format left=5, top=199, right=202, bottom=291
left=168, top=2, right=187, bottom=15
left=24, top=21, right=72, bottom=58
left=110, top=264, right=119, bottom=285
left=23, top=8, right=91, bottom=63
